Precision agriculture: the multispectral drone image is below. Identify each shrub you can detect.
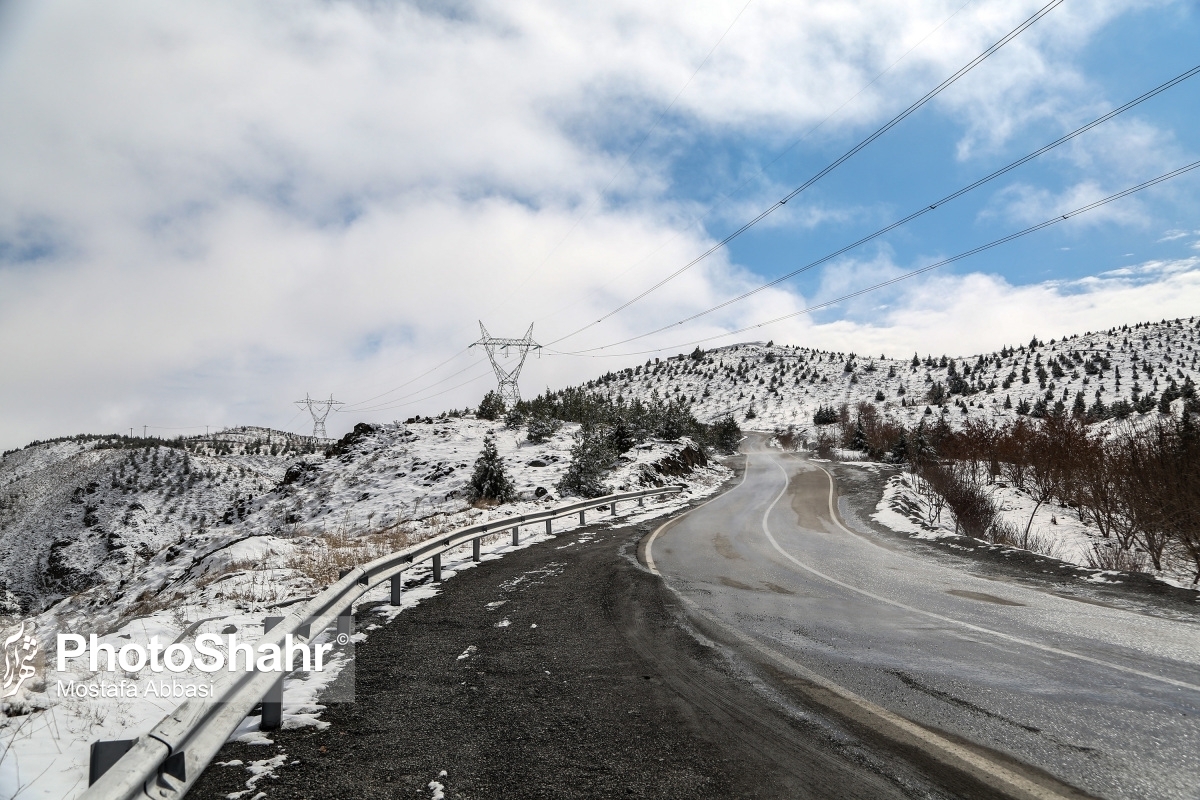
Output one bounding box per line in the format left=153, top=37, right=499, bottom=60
left=557, top=426, right=614, bottom=498
left=813, top=405, right=839, bottom=425
left=477, top=391, right=506, bottom=421
left=468, top=435, right=515, bottom=504
left=526, top=413, right=563, bottom=444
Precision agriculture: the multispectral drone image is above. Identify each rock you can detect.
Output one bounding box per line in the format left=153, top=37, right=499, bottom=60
left=45, top=538, right=100, bottom=594
left=527, top=459, right=549, bottom=467
left=534, top=486, right=548, bottom=498
left=326, top=422, right=380, bottom=459
left=652, top=440, right=708, bottom=477
left=282, top=461, right=318, bottom=486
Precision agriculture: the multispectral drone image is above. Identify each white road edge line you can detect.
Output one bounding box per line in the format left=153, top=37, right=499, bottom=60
left=779, top=457, right=1200, bottom=693
left=646, top=451, right=1069, bottom=800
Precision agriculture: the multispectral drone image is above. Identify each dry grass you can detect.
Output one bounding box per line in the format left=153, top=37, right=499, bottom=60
left=286, top=521, right=419, bottom=585
left=1086, top=540, right=1148, bottom=572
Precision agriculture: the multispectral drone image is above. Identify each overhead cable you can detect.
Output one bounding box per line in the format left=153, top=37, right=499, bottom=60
left=546, top=160, right=1200, bottom=359
left=532, top=0, right=977, bottom=330
left=340, top=358, right=491, bottom=414
left=544, top=0, right=1067, bottom=347
left=558, top=62, right=1200, bottom=354
left=339, top=347, right=475, bottom=411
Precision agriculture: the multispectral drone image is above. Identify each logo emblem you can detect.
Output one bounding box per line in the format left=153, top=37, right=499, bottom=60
left=2, top=620, right=39, bottom=699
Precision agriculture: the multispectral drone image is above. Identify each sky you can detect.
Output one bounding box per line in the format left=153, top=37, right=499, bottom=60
left=1, top=0, right=1198, bottom=448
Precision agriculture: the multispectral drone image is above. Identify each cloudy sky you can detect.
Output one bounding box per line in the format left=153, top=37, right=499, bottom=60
left=1, top=0, right=1198, bottom=447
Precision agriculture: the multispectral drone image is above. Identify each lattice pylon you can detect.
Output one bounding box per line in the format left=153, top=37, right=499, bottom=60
left=295, top=394, right=343, bottom=438
left=471, top=322, right=541, bottom=408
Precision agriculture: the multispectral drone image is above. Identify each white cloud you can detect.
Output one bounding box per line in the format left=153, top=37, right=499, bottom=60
left=0, top=0, right=1191, bottom=448
left=720, top=256, right=1200, bottom=359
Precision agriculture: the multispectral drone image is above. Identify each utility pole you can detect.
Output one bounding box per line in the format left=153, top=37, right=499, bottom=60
left=143, top=425, right=147, bottom=439
left=470, top=322, right=541, bottom=407
left=295, top=394, right=343, bottom=439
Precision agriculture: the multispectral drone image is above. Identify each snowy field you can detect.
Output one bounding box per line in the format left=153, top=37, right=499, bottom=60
left=0, top=418, right=730, bottom=798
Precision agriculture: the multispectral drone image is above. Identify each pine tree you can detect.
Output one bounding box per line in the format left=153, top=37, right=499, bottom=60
left=709, top=415, right=742, bottom=454
left=468, top=435, right=515, bottom=504
left=849, top=420, right=868, bottom=451
left=557, top=426, right=613, bottom=498
left=1072, top=391, right=1087, bottom=418
left=526, top=413, right=562, bottom=444
left=477, top=391, right=506, bottom=421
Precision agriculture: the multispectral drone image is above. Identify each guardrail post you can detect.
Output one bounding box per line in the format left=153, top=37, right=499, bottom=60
left=432, top=553, right=442, bottom=581
left=261, top=616, right=285, bottom=731
left=89, top=739, right=136, bottom=786
left=545, top=519, right=552, bottom=536
left=472, top=538, right=481, bottom=562
left=390, top=575, right=403, bottom=606
left=578, top=510, right=585, bottom=525
left=638, top=496, right=644, bottom=507
left=610, top=502, right=617, bottom=516
left=512, top=526, right=519, bottom=545
left=337, top=614, right=353, bottom=645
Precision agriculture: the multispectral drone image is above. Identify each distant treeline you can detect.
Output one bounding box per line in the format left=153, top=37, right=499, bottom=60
left=481, top=387, right=742, bottom=456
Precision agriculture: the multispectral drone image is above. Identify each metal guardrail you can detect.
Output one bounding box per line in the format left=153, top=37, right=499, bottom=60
left=79, top=485, right=684, bottom=799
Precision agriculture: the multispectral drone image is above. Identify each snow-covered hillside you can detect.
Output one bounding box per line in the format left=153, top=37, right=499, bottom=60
left=0, top=419, right=718, bottom=621
left=0, top=428, right=322, bottom=615
left=586, top=317, right=1200, bottom=431
left=0, top=417, right=726, bottom=798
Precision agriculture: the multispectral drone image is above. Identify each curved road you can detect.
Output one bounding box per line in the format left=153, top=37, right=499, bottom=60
left=646, top=437, right=1200, bottom=800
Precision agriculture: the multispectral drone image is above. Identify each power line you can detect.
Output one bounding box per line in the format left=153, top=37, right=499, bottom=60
left=340, top=358, right=490, bottom=414
left=544, top=0, right=1066, bottom=347
left=532, top=0, right=977, bottom=330
left=342, top=1, right=759, bottom=414
left=546, top=160, right=1200, bottom=359
left=346, top=364, right=498, bottom=415
left=339, top=347, right=475, bottom=411
left=557, top=62, right=1200, bottom=354
left=328, top=1, right=977, bottom=413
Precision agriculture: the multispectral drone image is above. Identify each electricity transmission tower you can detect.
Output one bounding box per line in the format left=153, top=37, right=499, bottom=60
left=295, top=394, right=343, bottom=438
left=471, top=322, right=541, bottom=407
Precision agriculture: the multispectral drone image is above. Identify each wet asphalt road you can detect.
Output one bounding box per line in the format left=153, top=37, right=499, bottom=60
left=191, top=489, right=1024, bottom=799
left=647, top=437, right=1200, bottom=800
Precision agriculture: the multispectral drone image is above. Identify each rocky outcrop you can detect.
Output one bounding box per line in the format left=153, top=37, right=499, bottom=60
left=652, top=440, right=707, bottom=476
left=325, top=423, right=380, bottom=461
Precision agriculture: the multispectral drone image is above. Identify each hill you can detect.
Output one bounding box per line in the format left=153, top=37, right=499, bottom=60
left=583, top=317, right=1200, bottom=432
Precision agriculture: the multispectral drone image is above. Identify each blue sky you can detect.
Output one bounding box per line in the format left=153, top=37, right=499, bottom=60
left=1, top=0, right=1198, bottom=447
left=582, top=0, right=1200, bottom=329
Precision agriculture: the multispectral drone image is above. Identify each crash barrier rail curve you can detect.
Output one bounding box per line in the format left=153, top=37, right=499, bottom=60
left=79, top=485, right=684, bottom=800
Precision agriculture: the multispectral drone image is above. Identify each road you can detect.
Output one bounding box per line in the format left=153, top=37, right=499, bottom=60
left=646, top=436, right=1200, bottom=800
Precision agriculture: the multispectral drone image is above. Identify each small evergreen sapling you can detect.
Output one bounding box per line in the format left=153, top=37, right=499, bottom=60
left=468, top=435, right=515, bottom=504
left=477, top=391, right=506, bottom=421
left=526, top=413, right=563, bottom=444
left=557, top=426, right=614, bottom=498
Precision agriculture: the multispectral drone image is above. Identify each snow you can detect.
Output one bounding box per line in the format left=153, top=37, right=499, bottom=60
left=591, top=319, right=1200, bottom=435
left=873, top=469, right=1197, bottom=589
left=0, top=417, right=728, bottom=798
